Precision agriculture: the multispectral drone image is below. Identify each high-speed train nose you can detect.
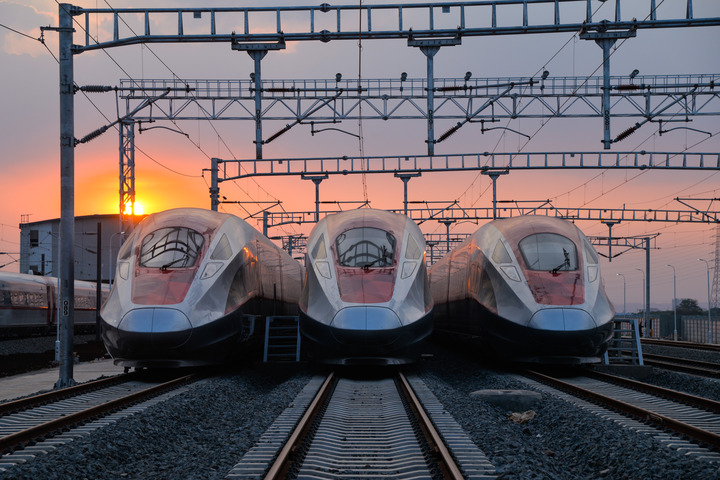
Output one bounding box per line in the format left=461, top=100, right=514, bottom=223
left=116, top=308, right=193, bottom=349
left=528, top=308, right=598, bottom=331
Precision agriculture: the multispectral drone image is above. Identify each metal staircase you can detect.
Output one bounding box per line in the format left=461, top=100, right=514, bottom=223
left=263, top=315, right=301, bottom=362
left=604, top=316, right=644, bottom=365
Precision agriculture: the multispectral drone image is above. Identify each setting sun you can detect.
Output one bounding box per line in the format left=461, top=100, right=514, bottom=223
left=123, top=201, right=144, bottom=216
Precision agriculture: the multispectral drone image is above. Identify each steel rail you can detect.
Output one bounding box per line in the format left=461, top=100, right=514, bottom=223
left=639, top=354, right=720, bottom=379
left=0, top=373, right=129, bottom=418
left=0, top=374, right=196, bottom=454
left=642, top=338, right=720, bottom=353
left=397, top=371, right=465, bottom=480
left=586, top=370, right=720, bottom=413
left=526, top=370, right=720, bottom=450
left=263, top=372, right=335, bottom=480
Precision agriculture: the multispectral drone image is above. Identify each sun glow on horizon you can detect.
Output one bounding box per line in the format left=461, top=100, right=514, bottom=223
left=123, top=201, right=145, bottom=216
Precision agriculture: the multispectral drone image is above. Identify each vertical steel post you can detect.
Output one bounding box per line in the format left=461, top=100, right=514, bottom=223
left=232, top=41, right=285, bottom=159
left=422, top=45, right=439, bottom=156
left=580, top=29, right=635, bottom=149
left=263, top=210, right=269, bottom=237
left=210, top=157, right=220, bottom=211
left=598, top=38, right=614, bottom=150
left=395, top=172, right=421, bottom=216
left=249, top=50, right=267, bottom=160
left=410, top=38, right=459, bottom=156
left=482, top=171, right=508, bottom=219
left=96, top=221, right=102, bottom=342
left=119, top=119, right=135, bottom=234
left=700, top=259, right=712, bottom=343
left=645, top=237, right=651, bottom=337
left=666, top=264, right=677, bottom=341
left=57, top=3, right=76, bottom=388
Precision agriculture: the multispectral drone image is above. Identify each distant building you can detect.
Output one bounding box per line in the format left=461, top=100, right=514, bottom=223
left=19, top=214, right=126, bottom=283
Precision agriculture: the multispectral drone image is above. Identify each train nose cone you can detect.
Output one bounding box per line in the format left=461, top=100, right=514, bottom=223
left=117, top=308, right=192, bottom=349
left=528, top=308, right=597, bottom=331
left=331, top=306, right=402, bottom=330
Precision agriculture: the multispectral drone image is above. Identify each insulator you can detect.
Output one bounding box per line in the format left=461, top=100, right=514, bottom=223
left=616, top=84, right=641, bottom=91
left=437, top=123, right=461, bottom=143
left=437, top=86, right=465, bottom=92
left=265, top=125, right=290, bottom=144
left=614, top=124, right=638, bottom=143
left=81, top=85, right=113, bottom=93
left=265, top=88, right=295, bottom=92
left=78, top=125, right=109, bottom=144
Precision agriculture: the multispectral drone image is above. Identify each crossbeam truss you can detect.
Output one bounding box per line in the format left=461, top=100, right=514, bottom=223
left=211, top=150, right=720, bottom=183
left=71, top=1, right=718, bottom=52
left=121, top=75, right=720, bottom=122
left=258, top=205, right=719, bottom=229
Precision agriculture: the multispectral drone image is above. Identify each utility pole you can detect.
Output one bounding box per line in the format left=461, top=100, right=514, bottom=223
left=57, top=3, right=76, bottom=388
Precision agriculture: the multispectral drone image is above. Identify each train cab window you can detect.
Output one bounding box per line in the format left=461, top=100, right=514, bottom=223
left=139, top=227, right=205, bottom=269
left=311, top=235, right=328, bottom=260
left=519, top=233, right=578, bottom=272
left=336, top=227, right=395, bottom=268
left=210, top=234, right=232, bottom=261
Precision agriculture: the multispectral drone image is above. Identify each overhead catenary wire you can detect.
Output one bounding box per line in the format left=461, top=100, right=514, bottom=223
left=98, top=0, right=298, bottom=233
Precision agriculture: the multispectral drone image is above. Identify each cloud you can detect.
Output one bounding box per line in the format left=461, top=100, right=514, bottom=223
left=0, top=1, right=56, bottom=57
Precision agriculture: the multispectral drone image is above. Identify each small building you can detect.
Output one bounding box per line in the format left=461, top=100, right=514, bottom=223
left=19, top=214, right=126, bottom=283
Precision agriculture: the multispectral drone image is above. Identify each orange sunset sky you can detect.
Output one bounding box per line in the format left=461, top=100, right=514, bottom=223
left=1, top=0, right=719, bottom=313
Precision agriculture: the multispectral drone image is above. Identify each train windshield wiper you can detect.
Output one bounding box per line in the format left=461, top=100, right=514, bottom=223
left=361, top=258, right=379, bottom=271
left=160, top=254, right=188, bottom=272
left=550, top=248, right=570, bottom=274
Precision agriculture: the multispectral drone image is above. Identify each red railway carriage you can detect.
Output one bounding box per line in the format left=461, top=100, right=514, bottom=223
left=0, top=272, right=106, bottom=334
left=100, top=208, right=302, bottom=368
left=430, top=215, right=614, bottom=364
left=300, top=209, right=433, bottom=365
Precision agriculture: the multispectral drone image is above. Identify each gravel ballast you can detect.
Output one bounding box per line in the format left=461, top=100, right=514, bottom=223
left=2, top=364, right=312, bottom=480
left=414, top=342, right=720, bottom=480
left=3, top=340, right=720, bottom=479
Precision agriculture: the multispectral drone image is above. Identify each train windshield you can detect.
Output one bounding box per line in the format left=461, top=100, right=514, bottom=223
left=518, top=233, right=578, bottom=272
left=139, top=227, right=205, bottom=269
left=335, top=227, right=396, bottom=268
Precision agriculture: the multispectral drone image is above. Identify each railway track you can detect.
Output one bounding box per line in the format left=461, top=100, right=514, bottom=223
left=0, top=373, right=197, bottom=470
left=520, top=369, right=720, bottom=461
left=228, top=372, right=496, bottom=480
left=642, top=338, right=720, bottom=353
left=640, top=353, right=720, bottom=378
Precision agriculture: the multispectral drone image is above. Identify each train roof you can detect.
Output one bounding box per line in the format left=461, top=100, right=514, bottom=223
left=319, top=208, right=419, bottom=239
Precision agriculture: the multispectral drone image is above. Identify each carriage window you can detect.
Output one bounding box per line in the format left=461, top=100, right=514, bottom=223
left=519, top=233, right=578, bottom=272
left=139, top=227, right=205, bottom=269
left=336, top=227, right=395, bottom=268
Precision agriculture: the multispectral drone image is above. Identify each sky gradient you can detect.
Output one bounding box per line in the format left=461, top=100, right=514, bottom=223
left=1, top=0, right=719, bottom=314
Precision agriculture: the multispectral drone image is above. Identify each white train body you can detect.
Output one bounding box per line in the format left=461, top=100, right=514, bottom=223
left=300, top=209, right=433, bottom=364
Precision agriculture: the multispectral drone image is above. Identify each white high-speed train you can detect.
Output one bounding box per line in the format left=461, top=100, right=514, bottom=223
left=300, top=209, right=433, bottom=365
left=430, top=215, right=615, bottom=364
left=100, top=208, right=302, bottom=368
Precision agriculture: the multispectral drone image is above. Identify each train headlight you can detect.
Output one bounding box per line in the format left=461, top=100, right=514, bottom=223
left=315, top=261, right=332, bottom=279
left=118, top=262, right=130, bottom=280
left=500, top=265, right=521, bottom=282
left=401, top=261, right=417, bottom=279
left=587, top=265, right=598, bottom=282
left=200, top=262, right=224, bottom=280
